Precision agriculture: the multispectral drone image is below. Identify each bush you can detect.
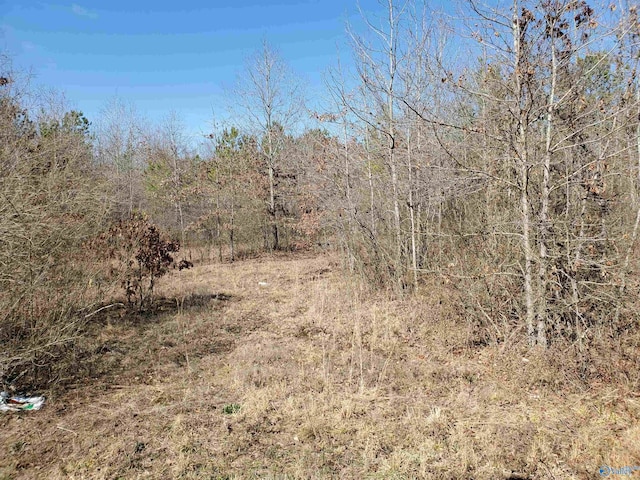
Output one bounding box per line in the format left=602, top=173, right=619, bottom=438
left=90, top=214, right=180, bottom=311
left=0, top=76, right=112, bottom=388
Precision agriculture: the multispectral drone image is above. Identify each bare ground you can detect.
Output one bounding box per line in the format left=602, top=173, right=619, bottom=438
left=1, top=253, right=639, bottom=479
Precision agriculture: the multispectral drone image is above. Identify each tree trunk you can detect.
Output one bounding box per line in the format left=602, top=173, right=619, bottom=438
left=387, top=0, right=402, bottom=285
left=537, top=19, right=557, bottom=349
left=230, top=201, right=235, bottom=262
left=513, top=0, right=537, bottom=346
left=267, top=120, right=279, bottom=251
left=407, top=127, right=418, bottom=288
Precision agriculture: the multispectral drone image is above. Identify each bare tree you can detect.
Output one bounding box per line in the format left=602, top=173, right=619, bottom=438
left=232, top=40, right=304, bottom=250
left=0, top=69, right=112, bottom=387
left=142, top=112, right=196, bottom=246
left=94, top=96, right=147, bottom=218
left=380, top=0, right=639, bottom=348
left=347, top=0, right=407, bottom=284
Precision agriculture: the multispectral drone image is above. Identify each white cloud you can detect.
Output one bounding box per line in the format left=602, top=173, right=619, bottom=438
left=71, top=4, right=98, bottom=19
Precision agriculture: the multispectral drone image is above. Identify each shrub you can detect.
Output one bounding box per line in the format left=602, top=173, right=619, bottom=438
left=0, top=74, right=112, bottom=388
left=91, top=214, right=180, bottom=311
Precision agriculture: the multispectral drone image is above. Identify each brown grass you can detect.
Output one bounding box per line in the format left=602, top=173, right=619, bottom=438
left=1, top=253, right=639, bottom=479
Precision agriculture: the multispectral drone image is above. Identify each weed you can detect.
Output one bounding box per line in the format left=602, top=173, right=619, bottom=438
left=223, top=403, right=242, bottom=415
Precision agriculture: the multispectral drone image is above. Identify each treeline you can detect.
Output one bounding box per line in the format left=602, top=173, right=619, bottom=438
left=323, top=0, right=640, bottom=355
left=0, top=52, right=335, bottom=386
left=2, top=0, right=640, bottom=387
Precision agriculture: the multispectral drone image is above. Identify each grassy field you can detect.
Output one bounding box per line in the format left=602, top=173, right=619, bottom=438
left=1, top=253, right=639, bottom=479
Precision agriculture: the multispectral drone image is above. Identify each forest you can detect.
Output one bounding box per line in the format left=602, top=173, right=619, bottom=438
left=1, top=1, right=640, bottom=477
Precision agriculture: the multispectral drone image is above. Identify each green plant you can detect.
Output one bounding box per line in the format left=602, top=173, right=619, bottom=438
left=222, top=403, right=241, bottom=415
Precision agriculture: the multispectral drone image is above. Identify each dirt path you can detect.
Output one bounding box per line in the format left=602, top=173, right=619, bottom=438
left=0, top=254, right=340, bottom=479
left=1, top=254, right=638, bottom=479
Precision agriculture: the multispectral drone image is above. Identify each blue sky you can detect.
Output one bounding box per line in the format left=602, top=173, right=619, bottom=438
left=0, top=0, right=389, bottom=141
left=0, top=0, right=464, bottom=143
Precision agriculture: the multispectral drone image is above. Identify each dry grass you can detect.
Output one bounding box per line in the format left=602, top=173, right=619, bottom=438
left=1, top=253, right=639, bottom=479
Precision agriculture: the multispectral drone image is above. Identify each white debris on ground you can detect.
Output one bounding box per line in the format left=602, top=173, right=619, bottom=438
left=0, top=392, right=45, bottom=412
